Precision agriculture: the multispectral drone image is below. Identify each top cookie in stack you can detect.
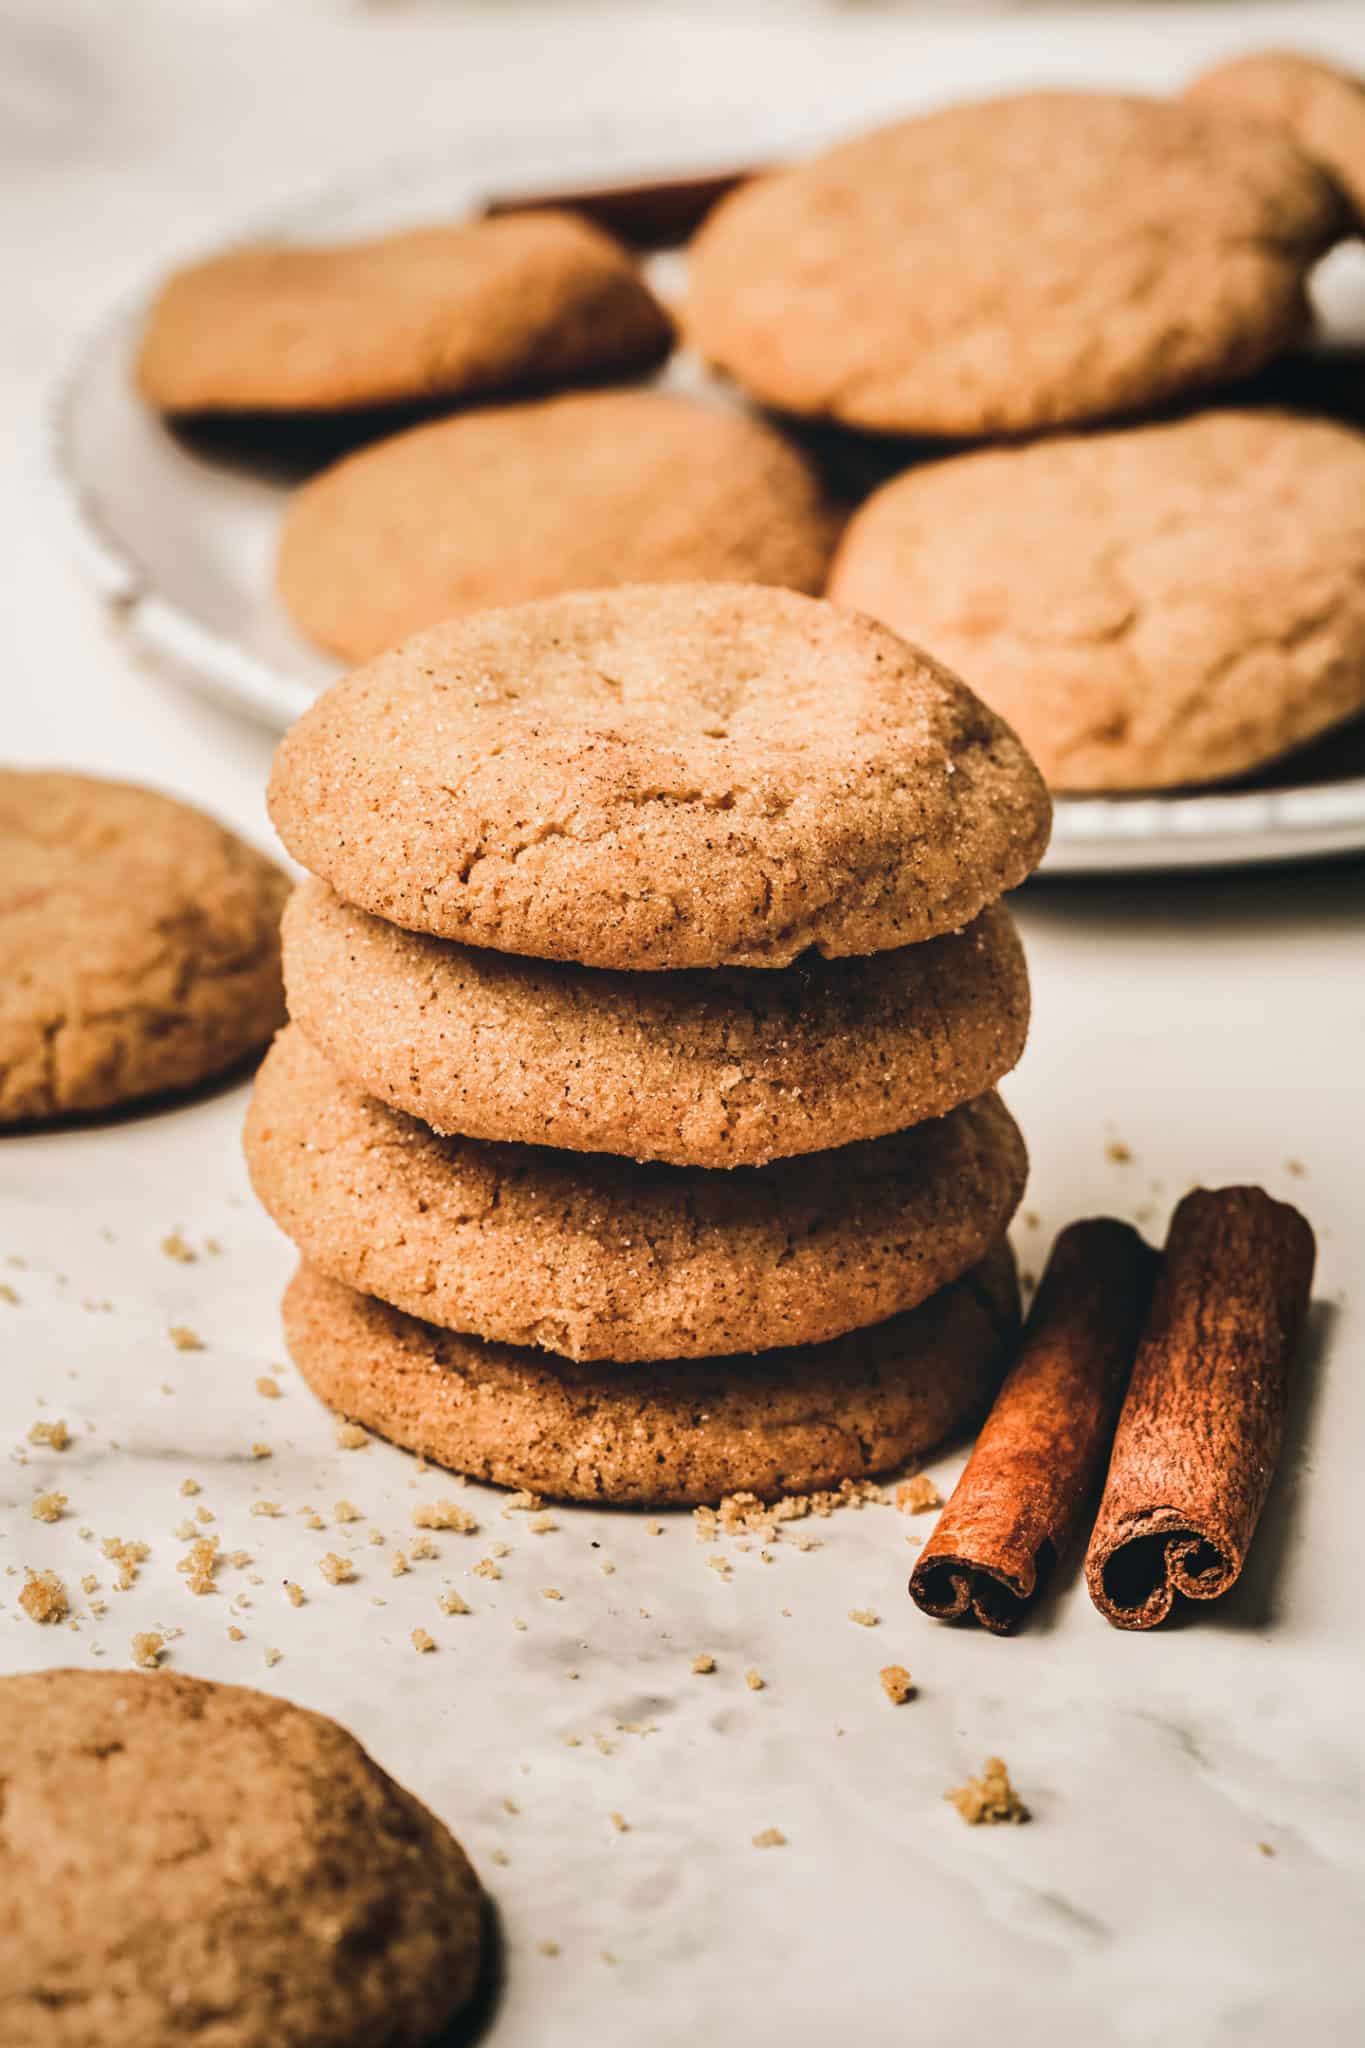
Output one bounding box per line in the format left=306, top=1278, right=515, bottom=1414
left=247, top=583, right=1050, bottom=1505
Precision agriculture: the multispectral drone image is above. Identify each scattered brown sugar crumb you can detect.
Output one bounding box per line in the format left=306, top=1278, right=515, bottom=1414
left=333, top=1499, right=363, bottom=1524
left=80, top=1573, right=99, bottom=1596
left=20, top=1569, right=68, bottom=1624
left=177, top=1535, right=220, bottom=1595
left=491, top=1540, right=511, bottom=1559
left=255, top=1375, right=282, bottom=1399
left=391, top=1551, right=410, bottom=1578
left=705, top=1554, right=732, bottom=1581
left=131, top=1630, right=165, bottom=1669
left=284, top=1581, right=305, bottom=1607
left=1258, top=1841, right=1276, bottom=1858
left=31, top=1490, right=67, bottom=1523
left=28, top=1418, right=70, bottom=1452
left=168, top=1324, right=204, bottom=1352
left=849, top=1608, right=879, bottom=1628
left=303, top=1512, right=325, bottom=1531
left=178, top=1477, right=200, bottom=1497
left=696, top=1479, right=883, bottom=1545
left=691, top=1653, right=716, bottom=1674
left=502, top=1796, right=520, bottom=1815
left=227, top=1625, right=245, bottom=1642
left=250, top=1501, right=282, bottom=1519
left=504, top=1490, right=542, bottom=1512
left=367, top=1529, right=385, bottom=1547
left=101, top=1537, right=149, bottom=1590
left=409, top=1535, right=439, bottom=1562
left=161, top=1231, right=195, bottom=1264
left=1286, top=1159, right=1306, bottom=1179
left=335, top=1421, right=369, bottom=1450
left=609, top=1811, right=629, bottom=1833
left=473, top=1557, right=501, bottom=1581
left=413, top=1500, right=477, bottom=1533
left=194, top=1505, right=214, bottom=1525
left=0, top=1282, right=19, bottom=1304
left=896, top=1475, right=942, bottom=1515
left=227, top=1549, right=250, bottom=1571
left=1105, top=1138, right=1133, bottom=1166
left=411, top=1628, right=436, bottom=1654
left=752, top=1827, right=787, bottom=1849
left=318, top=1552, right=355, bottom=1586
left=528, top=1513, right=557, bottom=1535
left=948, top=1756, right=1030, bottom=1827
left=439, top=1588, right=470, bottom=1616
left=263, top=1646, right=281, bottom=1667
left=541, top=1587, right=563, bottom=1602
left=250, top=1442, right=272, bottom=1460
left=745, top=1668, right=765, bottom=1692
left=538, top=1941, right=561, bottom=1959
left=880, top=1664, right=915, bottom=1705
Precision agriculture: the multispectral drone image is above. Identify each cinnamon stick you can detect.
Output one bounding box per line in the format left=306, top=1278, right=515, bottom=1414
left=910, top=1219, right=1156, bottom=1634
left=1085, top=1186, right=1315, bottom=1630
left=482, top=167, right=759, bottom=249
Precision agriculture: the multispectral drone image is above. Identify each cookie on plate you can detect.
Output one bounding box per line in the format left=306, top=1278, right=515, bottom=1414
left=267, top=584, right=1051, bottom=970
left=283, top=879, right=1029, bottom=1167
left=828, top=408, right=1365, bottom=791
left=687, top=91, right=1342, bottom=436
left=276, top=388, right=841, bottom=661
left=244, top=1025, right=1027, bottom=1361
left=0, top=1668, right=483, bottom=2048
left=283, top=1244, right=1019, bottom=1505
left=1, top=770, right=287, bottom=1123
left=136, top=211, right=672, bottom=415
left=1186, top=49, right=1365, bottom=222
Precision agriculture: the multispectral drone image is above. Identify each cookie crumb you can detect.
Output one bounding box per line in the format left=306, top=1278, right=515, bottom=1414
left=255, top=1375, right=282, bottom=1399
left=538, top=1940, right=561, bottom=1959
left=541, top=1587, right=563, bottom=1602
left=131, top=1630, right=165, bottom=1669
left=31, top=1490, right=67, bottom=1523
left=896, top=1475, right=942, bottom=1514
left=318, top=1552, right=355, bottom=1586
left=529, top=1512, right=557, bottom=1535
left=691, top=1653, right=716, bottom=1674
left=610, top=1811, right=629, bottom=1833
left=439, top=1588, right=470, bottom=1616
left=490, top=1847, right=509, bottom=1866
left=19, top=1569, right=68, bottom=1624
left=168, top=1324, right=204, bottom=1352
left=160, top=1231, right=195, bottom=1264
left=178, top=1478, right=200, bottom=1498
left=1105, top=1138, right=1133, bottom=1166
left=745, top=1668, right=765, bottom=1692
left=250, top=1442, right=272, bottom=1460
left=0, top=1282, right=18, bottom=1304
left=409, top=1535, right=439, bottom=1561
left=250, top=1501, right=282, bottom=1518
left=849, top=1607, right=879, bottom=1628
left=177, top=1535, right=220, bottom=1595
left=28, top=1418, right=70, bottom=1452
left=504, top=1490, right=542, bottom=1512
left=263, top=1646, right=281, bottom=1668
left=1286, top=1159, right=1305, bottom=1179
left=284, top=1581, right=305, bottom=1607
left=333, top=1499, right=363, bottom=1524
left=101, top=1537, right=149, bottom=1590
left=1258, top=1841, right=1276, bottom=1858
left=227, top=1625, right=245, bottom=1642
left=391, top=1551, right=410, bottom=1578
left=411, top=1628, right=436, bottom=1654
left=880, top=1664, right=915, bottom=1705
left=752, top=1827, right=786, bottom=1849
left=473, top=1557, right=501, bottom=1580
left=335, top=1421, right=369, bottom=1450
left=948, top=1756, right=1029, bottom=1826
left=413, top=1500, right=477, bottom=1533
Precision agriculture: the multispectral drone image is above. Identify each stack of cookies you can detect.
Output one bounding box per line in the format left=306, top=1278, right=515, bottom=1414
left=245, top=583, right=1052, bottom=1507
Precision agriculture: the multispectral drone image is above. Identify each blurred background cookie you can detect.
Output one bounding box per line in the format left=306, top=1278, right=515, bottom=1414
left=1185, top=48, right=1365, bottom=224
left=0, top=769, right=287, bottom=1123
left=276, top=388, right=841, bottom=660
left=136, top=211, right=672, bottom=416
left=828, top=408, right=1365, bottom=790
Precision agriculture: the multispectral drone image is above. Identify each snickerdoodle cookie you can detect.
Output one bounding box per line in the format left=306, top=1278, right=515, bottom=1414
left=1186, top=49, right=1365, bottom=223
left=1, top=770, right=288, bottom=1123
left=136, top=211, right=671, bottom=415
left=828, top=408, right=1365, bottom=790
left=283, top=879, right=1029, bottom=1167
left=276, top=389, right=840, bottom=661
left=245, top=1026, right=1027, bottom=1361
left=283, top=1244, right=1019, bottom=1504
left=0, top=1668, right=483, bottom=2048
left=686, top=92, right=1342, bottom=437
left=267, top=585, right=1051, bottom=970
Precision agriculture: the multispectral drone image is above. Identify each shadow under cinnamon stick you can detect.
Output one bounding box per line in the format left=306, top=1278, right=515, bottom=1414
left=910, top=1219, right=1157, bottom=1634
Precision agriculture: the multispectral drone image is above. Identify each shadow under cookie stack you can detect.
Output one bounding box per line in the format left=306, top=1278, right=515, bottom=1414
left=245, top=582, right=1051, bottom=1508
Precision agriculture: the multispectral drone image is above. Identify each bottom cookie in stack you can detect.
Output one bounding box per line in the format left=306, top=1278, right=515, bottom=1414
left=282, top=1246, right=1019, bottom=1507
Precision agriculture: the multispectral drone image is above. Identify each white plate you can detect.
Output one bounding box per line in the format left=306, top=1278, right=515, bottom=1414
left=43, top=119, right=1365, bottom=876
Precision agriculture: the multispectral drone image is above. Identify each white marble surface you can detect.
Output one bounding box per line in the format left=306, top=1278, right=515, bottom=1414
left=3, top=4, right=1365, bottom=2043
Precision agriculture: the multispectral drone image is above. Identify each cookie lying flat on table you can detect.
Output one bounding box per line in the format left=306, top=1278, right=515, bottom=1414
left=687, top=91, right=1342, bottom=437
left=283, top=880, right=1029, bottom=1167
left=245, top=1025, right=1027, bottom=1362
left=267, top=584, right=1051, bottom=970
left=276, top=388, right=841, bottom=662
left=283, top=1245, right=1020, bottom=1506
left=0, top=1668, right=483, bottom=2048
left=0, top=770, right=287, bottom=1123
left=1186, top=49, right=1365, bottom=223
left=828, top=409, right=1365, bottom=791
left=136, top=211, right=671, bottom=415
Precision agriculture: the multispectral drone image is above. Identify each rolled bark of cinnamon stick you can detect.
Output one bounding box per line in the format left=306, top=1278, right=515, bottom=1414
left=1085, top=1186, right=1315, bottom=1631
left=910, top=1219, right=1157, bottom=1634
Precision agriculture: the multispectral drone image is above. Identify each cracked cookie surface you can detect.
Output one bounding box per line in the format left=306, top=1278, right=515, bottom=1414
left=0, top=770, right=288, bottom=1123
left=687, top=91, right=1341, bottom=437
left=1186, top=49, right=1365, bottom=224
left=277, top=388, right=841, bottom=662
left=267, top=584, right=1051, bottom=970
left=828, top=408, right=1365, bottom=790
left=283, top=1244, right=1019, bottom=1504
left=245, top=1026, right=1027, bottom=1362
left=284, top=879, right=1029, bottom=1167
left=0, top=1667, right=483, bottom=2048
left=137, top=210, right=671, bottom=415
